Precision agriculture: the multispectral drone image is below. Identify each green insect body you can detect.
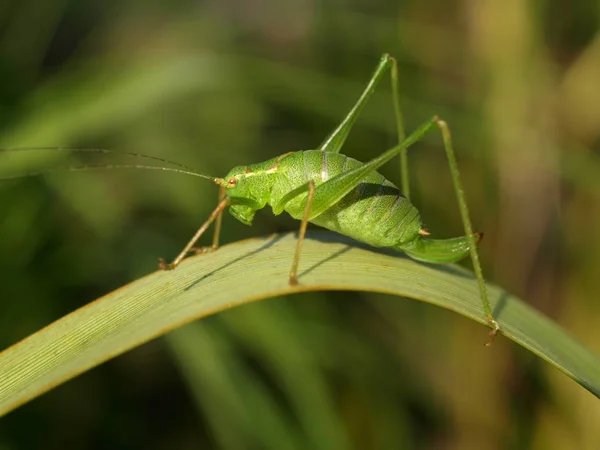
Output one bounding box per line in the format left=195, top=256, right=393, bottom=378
left=223, top=150, right=479, bottom=264
left=1, top=53, right=499, bottom=341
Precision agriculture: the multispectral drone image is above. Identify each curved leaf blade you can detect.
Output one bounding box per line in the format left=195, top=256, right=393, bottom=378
left=1, top=231, right=599, bottom=417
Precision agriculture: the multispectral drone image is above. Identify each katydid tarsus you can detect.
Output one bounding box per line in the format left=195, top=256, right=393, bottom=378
left=0, top=54, right=499, bottom=343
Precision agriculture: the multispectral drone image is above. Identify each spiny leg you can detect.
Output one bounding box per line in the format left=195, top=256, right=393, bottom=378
left=289, top=180, right=316, bottom=286
left=318, top=54, right=408, bottom=197
left=158, top=196, right=230, bottom=270
left=433, top=118, right=499, bottom=345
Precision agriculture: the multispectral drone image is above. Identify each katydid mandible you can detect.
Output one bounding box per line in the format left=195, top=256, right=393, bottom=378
left=156, top=54, right=499, bottom=343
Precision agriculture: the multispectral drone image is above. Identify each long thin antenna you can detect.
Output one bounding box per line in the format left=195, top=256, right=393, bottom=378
left=0, top=147, right=198, bottom=171
left=0, top=164, right=219, bottom=183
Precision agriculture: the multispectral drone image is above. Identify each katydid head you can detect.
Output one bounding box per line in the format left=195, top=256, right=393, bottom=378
left=217, top=164, right=269, bottom=225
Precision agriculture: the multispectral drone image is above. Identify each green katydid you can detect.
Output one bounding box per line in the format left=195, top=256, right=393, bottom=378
left=154, top=54, right=498, bottom=342
left=0, top=54, right=499, bottom=342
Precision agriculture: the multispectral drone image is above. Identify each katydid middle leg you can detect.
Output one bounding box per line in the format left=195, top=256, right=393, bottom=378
left=289, top=180, right=316, bottom=286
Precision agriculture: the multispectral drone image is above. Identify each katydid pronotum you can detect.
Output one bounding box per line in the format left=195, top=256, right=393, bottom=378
left=1, top=54, right=499, bottom=343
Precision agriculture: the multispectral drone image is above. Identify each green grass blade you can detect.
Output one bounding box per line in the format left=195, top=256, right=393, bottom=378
left=1, top=231, right=599, bottom=417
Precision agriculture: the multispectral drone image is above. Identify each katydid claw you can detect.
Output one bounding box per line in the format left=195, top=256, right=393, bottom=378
left=485, top=318, right=500, bottom=347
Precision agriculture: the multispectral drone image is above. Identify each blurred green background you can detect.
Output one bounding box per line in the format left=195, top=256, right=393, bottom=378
left=1, top=0, right=600, bottom=448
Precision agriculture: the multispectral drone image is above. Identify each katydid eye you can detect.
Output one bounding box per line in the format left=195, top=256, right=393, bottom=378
left=227, top=177, right=237, bottom=186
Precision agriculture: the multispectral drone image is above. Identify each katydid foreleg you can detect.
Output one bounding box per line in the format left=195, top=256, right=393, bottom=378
left=189, top=186, right=227, bottom=255
left=158, top=195, right=230, bottom=270
left=211, top=186, right=227, bottom=249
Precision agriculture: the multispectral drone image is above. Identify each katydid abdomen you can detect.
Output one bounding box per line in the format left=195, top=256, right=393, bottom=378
left=227, top=150, right=480, bottom=264
left=273, top=150, right=420, bottom=245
